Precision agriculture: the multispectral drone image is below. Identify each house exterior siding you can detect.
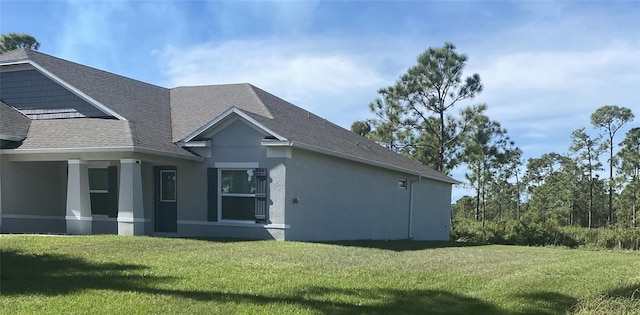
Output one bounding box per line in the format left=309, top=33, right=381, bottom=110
left=411, top=179, right=452, bottom=240
left=0, top=49, right=457, bottom=241
left=285, top=148, right=413, bottom=241
left=0, top=158, right=67, bottom=233
left=0, top=69, right=109, bottom=119
left=174, top=119, right=288, bottom=239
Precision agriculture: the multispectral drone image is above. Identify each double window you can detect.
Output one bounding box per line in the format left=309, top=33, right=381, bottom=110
left=208, top=167, right=268, bottom=223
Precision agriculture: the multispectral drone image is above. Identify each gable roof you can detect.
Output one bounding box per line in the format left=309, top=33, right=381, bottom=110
left=0, top=49, right=455, bottom=183
left=171, top=84, right=457, bottom=183
left=0, top=49, right=193, bottom=158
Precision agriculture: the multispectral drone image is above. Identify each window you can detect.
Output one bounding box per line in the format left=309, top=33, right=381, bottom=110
left=160, top=170, right=177, bottom=202
left=89, top=167, right=118, bottom=217
left=220, top=169, right=256, bottom=221
left=208, top=167, right=268, bottom=223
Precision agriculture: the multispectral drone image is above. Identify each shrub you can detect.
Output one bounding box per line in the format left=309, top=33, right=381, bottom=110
left=451, top=219, right=640, bottom=250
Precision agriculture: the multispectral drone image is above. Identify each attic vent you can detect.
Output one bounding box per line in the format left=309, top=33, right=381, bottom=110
left=398, top=178, right=408, bottom=189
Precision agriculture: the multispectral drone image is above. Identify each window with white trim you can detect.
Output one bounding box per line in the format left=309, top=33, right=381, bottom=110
left=220, top=169, right=256, bottom=221
left=207, top=167, right=268, bottom=223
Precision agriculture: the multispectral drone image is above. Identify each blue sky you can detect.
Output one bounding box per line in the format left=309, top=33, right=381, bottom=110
left=2, top=0, right=639, bottom=201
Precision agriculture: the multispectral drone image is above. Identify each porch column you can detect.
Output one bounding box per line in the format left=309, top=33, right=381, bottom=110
left=117, top=159, right=145, bottom=235
left=66, top=159, right=92, bottom=234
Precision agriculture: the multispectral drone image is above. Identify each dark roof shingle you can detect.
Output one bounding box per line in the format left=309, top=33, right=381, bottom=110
left=1, top=49, right=192, bottom=157
left=0, top=101, right=31, bottom=141
left=1, top=49, right=455, bottom=183
left=170, top=83, right=456, bottom=183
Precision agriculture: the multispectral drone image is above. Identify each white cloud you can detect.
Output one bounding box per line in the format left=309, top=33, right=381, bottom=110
left=58, top=1, right=128, bottom=68
left=158, top=37, right=395, bottom=127
left=476, top=48, right=639, bottom=95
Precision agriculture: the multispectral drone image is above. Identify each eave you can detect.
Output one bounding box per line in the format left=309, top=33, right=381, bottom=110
left=261, top=139, right=460, bottom=184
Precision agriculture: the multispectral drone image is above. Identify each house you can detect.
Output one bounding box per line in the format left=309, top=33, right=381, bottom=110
left=0, top=49, right=457, bottom=241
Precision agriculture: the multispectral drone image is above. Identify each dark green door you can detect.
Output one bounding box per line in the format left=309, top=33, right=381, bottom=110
left=155, top=166, right=177, bottom=232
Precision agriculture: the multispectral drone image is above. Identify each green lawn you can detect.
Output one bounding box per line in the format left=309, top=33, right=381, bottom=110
left=1, top=236, right=639, bottom=314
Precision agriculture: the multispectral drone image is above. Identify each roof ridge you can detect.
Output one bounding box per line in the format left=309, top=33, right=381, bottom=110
left=171, top=82, right=252, bottom=90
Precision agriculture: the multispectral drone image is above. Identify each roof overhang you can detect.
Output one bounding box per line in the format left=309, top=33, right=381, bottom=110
left=0, top=60, right=126, bottom=120
left=261, top=139, right=460, bottom=184
left=0, top=146, right=203, bottom=162
left=178, top=107, right=287, bottom=146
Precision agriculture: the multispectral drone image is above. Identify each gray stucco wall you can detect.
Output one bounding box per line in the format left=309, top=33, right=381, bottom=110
left=0, top=117, right=452, bottom=240
left=410, top=178, right=452, bottom=240
left=284, top=148, right=414, bottom=241
left=173, top=118, right=288, bottom=239
left=0, top=159, right=67, bottom=233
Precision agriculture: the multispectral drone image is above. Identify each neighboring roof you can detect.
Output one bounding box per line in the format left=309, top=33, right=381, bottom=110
left=0, top=100, right=31, bottom=141
left=0, top=49, right=192, bottom=158
left=171, top=84, right=457, bottom=183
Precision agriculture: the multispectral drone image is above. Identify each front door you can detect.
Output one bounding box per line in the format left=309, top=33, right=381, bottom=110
left=154, top=166, right=177, bottom=232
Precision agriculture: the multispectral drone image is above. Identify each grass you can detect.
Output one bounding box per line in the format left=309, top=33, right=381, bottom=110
left=0, top=236, right=639, bottom=314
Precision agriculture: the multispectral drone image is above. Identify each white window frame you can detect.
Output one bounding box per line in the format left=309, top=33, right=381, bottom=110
left=218, top=168, right=256, bottom=222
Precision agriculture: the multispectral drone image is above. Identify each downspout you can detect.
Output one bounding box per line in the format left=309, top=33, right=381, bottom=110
left=408, top=175, right=421, bottom=239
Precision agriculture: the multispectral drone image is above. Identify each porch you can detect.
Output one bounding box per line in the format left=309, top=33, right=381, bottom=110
left=0, top=157, right=158, bottom=235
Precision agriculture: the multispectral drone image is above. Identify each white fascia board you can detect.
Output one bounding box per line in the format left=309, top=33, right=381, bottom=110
left=0, top=146, right=203, bottom=161
left=181, top=140, right=211, bottom=148
left=261, top=139, right=292, bottom=146
left=0, top=60, right=127, bottom=121
left=290, top=141, right=460, bottom=184
left=180, top=107, right=287, bottom=144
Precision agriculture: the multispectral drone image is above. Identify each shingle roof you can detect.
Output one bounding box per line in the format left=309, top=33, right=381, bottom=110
left=0, top=49, right=192, bottom=157
left=19, top=119, right=134, bottom=149
left=171, top=84, right=456, bottom=183
left=170, top=84, right=273, bottom=142
left=1, top=49, right=455, bottom=183
left=0, top=100, right=31, bottom=141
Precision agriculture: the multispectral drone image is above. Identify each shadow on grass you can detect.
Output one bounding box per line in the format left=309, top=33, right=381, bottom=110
left=606, top=283, right=640, bottom=299
left=0, top=249, right=174, bottom=295
left=1, top=249, right=503, bottom=313
left=515, top=291, right=578, bottom=315
left=1, top=249, right=581, bottom=314
left=142, top=286, right=506, bottom=315
left=322, top=240, right=484, bottom=251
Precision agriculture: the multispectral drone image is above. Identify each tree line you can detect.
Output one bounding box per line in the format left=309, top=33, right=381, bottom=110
left=352, top=42, right=638, bottom=232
